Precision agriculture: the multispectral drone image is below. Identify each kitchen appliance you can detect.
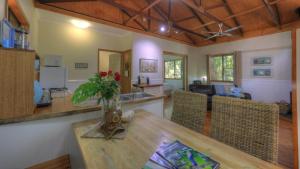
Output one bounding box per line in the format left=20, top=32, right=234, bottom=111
left=44, top=55, right=63, bottom=67
left=40, top=66, right=67, bottom=89
left=36, top=88, right=52, bottom=108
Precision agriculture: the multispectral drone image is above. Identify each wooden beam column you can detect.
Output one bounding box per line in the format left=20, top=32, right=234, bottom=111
left=292, top=29, right=299, bottom=169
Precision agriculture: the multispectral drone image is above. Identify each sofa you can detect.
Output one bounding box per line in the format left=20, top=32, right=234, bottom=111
left=189, top=83, right=251, bottom=110
left=189, top=84, right=215, bottom=110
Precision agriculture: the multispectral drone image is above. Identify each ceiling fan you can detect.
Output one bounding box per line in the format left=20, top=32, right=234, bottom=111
left=202, top=23, right=243, bottom=40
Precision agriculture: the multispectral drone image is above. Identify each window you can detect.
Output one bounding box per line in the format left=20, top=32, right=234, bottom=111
left=209, top=54, right=235, bottom=82
left=164, top=60, right=183, bottom=79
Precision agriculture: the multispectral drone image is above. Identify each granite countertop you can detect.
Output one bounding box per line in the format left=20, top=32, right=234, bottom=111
left=0, top=94, right=165, bottom=125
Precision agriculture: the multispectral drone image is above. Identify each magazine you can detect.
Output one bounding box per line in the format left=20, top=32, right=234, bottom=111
left=143, top=141, right=219, bottom=169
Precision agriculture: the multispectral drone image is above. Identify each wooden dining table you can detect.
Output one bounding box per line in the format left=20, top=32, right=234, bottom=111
left=72, top=110, right=282, bottom=169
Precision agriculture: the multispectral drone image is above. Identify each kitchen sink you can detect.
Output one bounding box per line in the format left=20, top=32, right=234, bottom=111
left=120, top=92, right=154, bottom=102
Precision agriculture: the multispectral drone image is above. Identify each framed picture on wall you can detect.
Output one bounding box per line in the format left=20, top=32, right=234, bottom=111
left=140, top=59, right=158, bottom=73
left=253, top=57, right=272, bottom=65
left=253, top=68, right=272, bottom=78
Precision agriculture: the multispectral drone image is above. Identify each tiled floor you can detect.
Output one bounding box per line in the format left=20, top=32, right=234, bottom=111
left=163, top=97, right=294, bottom=169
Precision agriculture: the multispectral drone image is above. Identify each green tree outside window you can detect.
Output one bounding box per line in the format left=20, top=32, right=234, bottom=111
left=164, top=60, right=183, bottom=79
left=210, top=54, right=234, bottom=82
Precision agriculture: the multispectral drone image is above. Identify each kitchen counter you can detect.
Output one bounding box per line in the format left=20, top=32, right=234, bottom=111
left=132, top=83, right=163, bottom=88
left=0, top=94, right=164, bottom=169
left=0, top=96, right=101, bottom=125
left=0, top=93, right=165, bottom=125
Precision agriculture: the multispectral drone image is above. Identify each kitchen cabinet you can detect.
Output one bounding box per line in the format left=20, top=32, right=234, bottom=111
left=0, top=48, right=35, bottom=119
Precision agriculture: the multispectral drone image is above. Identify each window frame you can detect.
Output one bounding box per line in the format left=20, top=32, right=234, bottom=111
left=209, top=53, right=235, bottom=83
left=164, top=59, right=183, bottom=80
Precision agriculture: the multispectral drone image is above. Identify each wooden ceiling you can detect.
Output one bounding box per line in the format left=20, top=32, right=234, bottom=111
left=34, top=0, right=300, bottom=46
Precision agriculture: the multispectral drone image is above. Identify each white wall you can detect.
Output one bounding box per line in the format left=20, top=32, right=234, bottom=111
left=0, top=111, right=101, bottom=169
left=0, top=0, right=5, bottom=20
left=131, top=34, right=190, bottom=85
left=35, top=10, right=131, bottom=86
left=240, top=48, right=291, bottom=103
left=191, top=32, right=292, bottom=103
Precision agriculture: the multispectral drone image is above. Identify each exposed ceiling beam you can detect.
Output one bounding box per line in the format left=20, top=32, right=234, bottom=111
left=121, top=9, right=147, bottom=31
left=205, top=3, right=225, bottom=10
left=222, top=0, right=243, bottom=35
left=34, top=1, right=197, bottom=46
left=184, top=4, right=211, bottom=32
left=262, top=0, right=280, bottom=28
left=147, top=9, right=151, bottom=31
left=168, top=0, right=172, bottom=20
left=175, top=16, right=195, bottom=23
left=102, top=0, right=208, bottom=43
left=180, top=0, right=233, bottom=30
left=184, top=33, right=197, bottom=45
left=100, top=0, right=164, bottom=23
left=184, top=6, right=218, bottom=41
left=38, top=0, right=96, bottom=3
left=193, top=0, right=201, bottom=7
left=146, top=0, right=211, bottom=41
left=125, top=0, right=161, bottom=25
left=144, top=0, right=200, bottom=43
left=274, top=4, right=281, bottom=25
left=191, top=0, right=282, bottom=31
left=8, top=0, right=29, bottom=30
left=172, top=24, right=209, bottom=40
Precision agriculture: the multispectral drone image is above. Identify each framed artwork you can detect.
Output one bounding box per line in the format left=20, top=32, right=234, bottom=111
left=253, top=68, right=272, bottom=78
left=253, top=57, right=272, bottom=65
left=140, top=59, right=158, bottom=73
left=75, top=62, right=88, bottom=69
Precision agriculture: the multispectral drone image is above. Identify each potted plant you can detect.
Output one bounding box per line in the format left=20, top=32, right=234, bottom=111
left=72, top=70, right=124, bottom=139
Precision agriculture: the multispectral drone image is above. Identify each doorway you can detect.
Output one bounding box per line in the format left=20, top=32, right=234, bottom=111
left=163, top=51, right=188, bottom=92
left=98, top=49, right=132, bottom=94
left=98, top=50, right=122, bottom=73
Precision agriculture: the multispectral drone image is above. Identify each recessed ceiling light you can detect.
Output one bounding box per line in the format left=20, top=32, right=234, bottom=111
left=160, top=26, right=166, bottom=32
left=174, top=29, right=180, bottom=34
left=70, top=19, right=91, bottom=29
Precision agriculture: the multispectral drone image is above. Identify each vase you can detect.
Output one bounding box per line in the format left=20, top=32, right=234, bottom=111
left=100, top=96, right=125, bottom=139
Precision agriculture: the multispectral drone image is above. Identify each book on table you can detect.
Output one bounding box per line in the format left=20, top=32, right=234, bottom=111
left=143, top=140, right=220, bottom=169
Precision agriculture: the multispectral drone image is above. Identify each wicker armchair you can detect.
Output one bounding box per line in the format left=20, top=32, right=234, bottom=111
left=171, top=90, right=207, bottom=133
left=210, top=96, right=279, bottom=163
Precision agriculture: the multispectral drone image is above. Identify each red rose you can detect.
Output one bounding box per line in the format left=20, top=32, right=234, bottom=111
left=114, top=72, right=121, bottom=81
left=99, top=72, right=107, bottom=77
left=108, top=70, right=112, bottom=75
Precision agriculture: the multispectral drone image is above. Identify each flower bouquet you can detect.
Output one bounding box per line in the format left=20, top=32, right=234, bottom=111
left=72, top=70, right=125, bottom=139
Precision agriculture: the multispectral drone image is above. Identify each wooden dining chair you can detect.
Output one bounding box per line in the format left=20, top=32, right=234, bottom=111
left=171, top=90, right=207, bottom=133
left=210, top=96, right=279, bottom=163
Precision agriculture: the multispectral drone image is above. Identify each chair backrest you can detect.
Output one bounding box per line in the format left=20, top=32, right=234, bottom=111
left=171, top=90, right=207, bottom=133
left=210, top=96, right=279, bottom=163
